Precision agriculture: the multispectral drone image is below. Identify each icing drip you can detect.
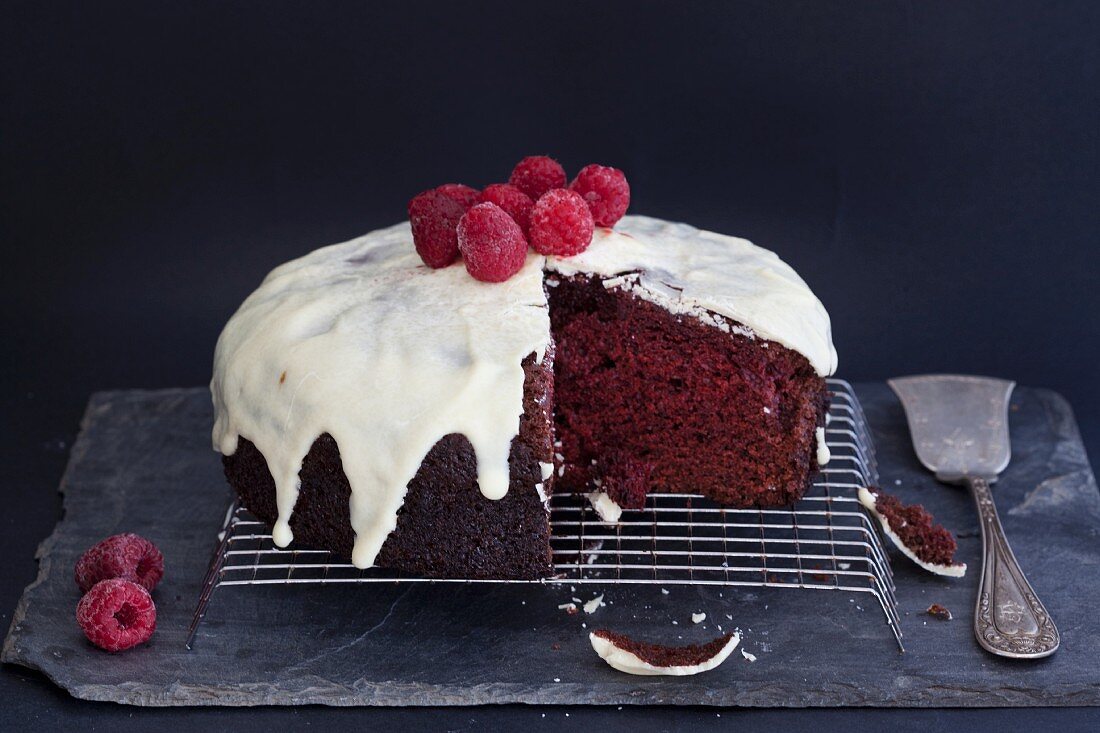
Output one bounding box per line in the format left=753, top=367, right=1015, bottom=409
left=547, top=216, right=838, bottom=377
left=586, top=491, right=623, bottom=523
left=816, top=426, right=831, bottom=466
left=211, top=223, right=551, bottom=568
left=211, top=215, right=837, bottom=570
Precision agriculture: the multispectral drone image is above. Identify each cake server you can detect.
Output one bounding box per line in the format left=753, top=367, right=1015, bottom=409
left=888, top=374, right=1059, bottom=659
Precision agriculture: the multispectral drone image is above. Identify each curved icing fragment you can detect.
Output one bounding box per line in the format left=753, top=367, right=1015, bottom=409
left=589, top=630, right=741, bottom=676
left=858, top=487, right=967, bottom=578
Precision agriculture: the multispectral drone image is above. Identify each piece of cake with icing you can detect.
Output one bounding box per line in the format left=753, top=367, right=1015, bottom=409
left=859, top=486, right=966, bottom=577
left=589, top=629, right=741, bottom=676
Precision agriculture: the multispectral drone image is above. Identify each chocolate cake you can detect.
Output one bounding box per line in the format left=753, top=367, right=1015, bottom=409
left=589, top=628, right=741, bottom=675
left=211, top=216, right=837, bottom=578
left=858, top=486, right=966, bottom=577
left=549, top=274, right=826, bottom=507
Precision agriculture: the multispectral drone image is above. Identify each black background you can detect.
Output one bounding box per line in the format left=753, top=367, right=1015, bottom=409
left=2, top=1, right=1098, bottom=730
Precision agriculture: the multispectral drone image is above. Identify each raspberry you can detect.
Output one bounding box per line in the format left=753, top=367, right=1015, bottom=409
left=528, top=188, right=595, bottom=257
left=435, top=183, right=480, bottom=210
left=74, top=533, right=164, bottom=594
left=570, top=164, right=631, bottom=227
left=407, top=189, right=466, bottom=268
left=457, top=202, right=528, bottom=283
left=76, top=578, right=157, bottom=652
left=508, top=155, right=567, bottom=201
left=477, top=183, right=535, bottom=235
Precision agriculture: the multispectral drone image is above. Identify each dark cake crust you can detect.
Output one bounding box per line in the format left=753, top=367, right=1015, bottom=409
left=549, top=275, right=827, bottom=507
left=224, top=350, right=555, bottom=580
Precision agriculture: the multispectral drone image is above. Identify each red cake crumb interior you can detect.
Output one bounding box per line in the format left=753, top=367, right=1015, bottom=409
left=872, top=489, right=959, bottom=566
left=549, top=275, right=826, bottom=506
left=593, top=628, right=734, bottom=667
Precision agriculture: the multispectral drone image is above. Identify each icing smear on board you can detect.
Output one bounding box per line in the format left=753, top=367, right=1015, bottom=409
left=211, top=216, right=837, bottom=569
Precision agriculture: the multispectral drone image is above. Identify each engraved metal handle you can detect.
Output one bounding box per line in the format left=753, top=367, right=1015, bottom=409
left=969, top=476, right=1059, bottom=658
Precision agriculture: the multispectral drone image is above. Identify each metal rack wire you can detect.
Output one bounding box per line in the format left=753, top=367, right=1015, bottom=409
left=187, top=379, right=902, bottom=650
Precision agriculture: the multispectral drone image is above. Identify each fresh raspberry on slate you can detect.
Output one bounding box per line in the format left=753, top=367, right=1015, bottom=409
left=457, top=202, right=528, bottom=283
left=408, top=189, right=466, bottom=268
left=570, top=164, right=631, bottom=227
left=435, top=183, right=480, bottom=210
left=508, top=155, right=567, bottom=201
left=76, top=578, right=157, bottom=652
left=528, top=188, right=596, bottom=257
left=477, top=183, right=535, bottom=235
left=74, top=532, right=164, bottom=594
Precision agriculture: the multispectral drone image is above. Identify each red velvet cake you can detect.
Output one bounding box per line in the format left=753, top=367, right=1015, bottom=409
left=859, top=486, right=966, bottom=577
left=211, top=207, right=837, bottom=579
left=589, top=628, right=741, bottom=675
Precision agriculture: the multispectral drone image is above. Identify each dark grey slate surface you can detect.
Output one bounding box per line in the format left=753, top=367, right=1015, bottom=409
left=3, top=384, right=1099, bottom=707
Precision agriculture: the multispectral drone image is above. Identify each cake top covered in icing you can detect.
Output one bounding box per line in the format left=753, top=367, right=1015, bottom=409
left=211, top=215, right=836, bottom=569
left=549, top=216, right=837, bottom=377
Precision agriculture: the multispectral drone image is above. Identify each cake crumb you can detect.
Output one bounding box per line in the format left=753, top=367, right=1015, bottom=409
left=925, top=603, right=953, bottom=621
left=661, top=588, right=670, bottom=595
left=692, top=612, right=706, bottom=624
left=558, top=602, right=578, bottom=614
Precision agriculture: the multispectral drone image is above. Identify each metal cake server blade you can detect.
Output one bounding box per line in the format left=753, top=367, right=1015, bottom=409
left=888, top=374, right=1059, bottom=659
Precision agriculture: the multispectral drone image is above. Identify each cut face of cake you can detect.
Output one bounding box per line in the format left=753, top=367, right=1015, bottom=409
left=211, top=216, right=837, bottom=577
left=858, top=486, right=966, bottom=577
left=589, top=628, right=741, bottom=676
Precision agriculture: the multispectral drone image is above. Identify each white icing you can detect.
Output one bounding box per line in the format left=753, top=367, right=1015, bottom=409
left=547, top=216, right=837, bottom=377
left=816, top=426, right=831, bottom=466
left=211, top=222, right=551, bottom=568
left=858, top=487, right=967, bottom=578
left=583, top=594, right=605, bottom=614
left=586, top=491, right=623, bottom=523
left=741, top=648, right=757, bottom=662
left=540, top=461, right=554, bottom=481
left=692, top=612, right=706, bottom=624
left=589, top=631, right=741, bottom=676
left=212, top=215, right=836, bottom=570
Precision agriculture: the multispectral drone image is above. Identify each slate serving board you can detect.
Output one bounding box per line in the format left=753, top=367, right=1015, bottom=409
left=3, top=383, right=1099, bottom=707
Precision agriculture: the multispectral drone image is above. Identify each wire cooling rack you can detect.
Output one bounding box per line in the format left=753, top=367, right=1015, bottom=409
left=187, top=379, right=901, bottom=650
